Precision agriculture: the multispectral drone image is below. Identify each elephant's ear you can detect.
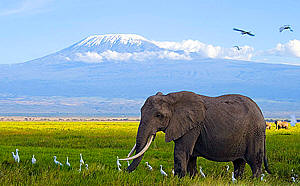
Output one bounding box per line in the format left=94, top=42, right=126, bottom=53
left=165, top=92, right=206, bottom=142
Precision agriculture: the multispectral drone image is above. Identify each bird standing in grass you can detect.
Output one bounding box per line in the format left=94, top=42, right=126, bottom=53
left=226, top=165, right=230, bottom=172
left=127, top=161, right=130, bottom=167
left=232, top=172, right=237, bottom=184
left=80, top=154, right=84, bottom=165
left=160, top=165, right=167, bottom=177
left=78, top=163, right=82, bottom=172
left=15, top=149, right=20, bottom=163
left=66, top=157, right=71, bottom=167
left=199, top=166, right=206, bottom=178
left=12, top=152, right=17, bottom=162
left=32, top=155, right=36, bottom=164
left=145, top=162, right=153, bottom=171
left=54, top=156, right=63, bottom=166
left=117, top=156, right=122, bottom=171
left=260, top=174, right=265, bottom=181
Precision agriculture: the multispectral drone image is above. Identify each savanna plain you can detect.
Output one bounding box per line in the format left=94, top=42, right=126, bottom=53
left=0, top=121, right=299, bottom=185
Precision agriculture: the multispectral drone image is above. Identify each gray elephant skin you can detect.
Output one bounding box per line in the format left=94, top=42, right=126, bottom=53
left=126, top=91, right=271, bottom=178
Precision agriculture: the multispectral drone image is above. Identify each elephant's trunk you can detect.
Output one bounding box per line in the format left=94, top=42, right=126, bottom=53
left=126, top=122, right=154, bottom=172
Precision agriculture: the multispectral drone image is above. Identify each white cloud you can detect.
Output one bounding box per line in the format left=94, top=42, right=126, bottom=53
left=154, top=40, right=254, bottom=60
left=75, top=50, right=191, bottom=63
left=0, top=0, right=53, bottom=16
left=75, top=52, right=103, bottom=63
left=269, top=40, right=300, bottom=58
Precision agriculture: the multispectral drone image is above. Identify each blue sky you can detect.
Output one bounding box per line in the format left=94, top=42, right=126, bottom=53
left=0, top=0, right=299, bottom=64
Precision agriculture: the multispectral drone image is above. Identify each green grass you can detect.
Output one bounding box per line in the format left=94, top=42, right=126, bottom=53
left=0, top=121, right=299, bottom=185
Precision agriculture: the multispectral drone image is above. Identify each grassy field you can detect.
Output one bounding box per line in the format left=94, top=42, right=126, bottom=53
left=0, top=121, right=299, bottom=185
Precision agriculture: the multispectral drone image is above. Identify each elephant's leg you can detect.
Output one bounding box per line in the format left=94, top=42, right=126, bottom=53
left=246, top=147, right=263, bottom=178
left=233, top=158, right=246, bottom=178
left=174, top=147, right=188, bottom=178
left=187, top=156, right=198, bottom=177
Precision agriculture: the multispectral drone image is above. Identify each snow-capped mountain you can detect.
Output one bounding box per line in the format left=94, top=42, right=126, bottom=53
left=1, top=34, right=300, bottom=117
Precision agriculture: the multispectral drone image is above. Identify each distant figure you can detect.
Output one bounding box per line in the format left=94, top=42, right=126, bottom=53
left=233, top=46, right=241, bottom=50
left=275, top=120, right=278, bottom=129
left=233, top=28, right=255, bottom=36
left=279, top=25, right=293, bottom=32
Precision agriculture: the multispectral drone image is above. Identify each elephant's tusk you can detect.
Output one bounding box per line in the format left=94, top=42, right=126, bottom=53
left=119, top=135, right=154, bottom=161
left=127, top=144, right=136, bottom=157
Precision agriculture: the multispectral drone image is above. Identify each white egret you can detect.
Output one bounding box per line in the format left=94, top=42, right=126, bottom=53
left=66, top=157, right=71, bottom=167
left=226, top=165, right=230, bottom=172
left=80, top=153, right=84, bottom=165
left=117, top=156, right=122, bottom=171
left=232, top=172, right=237, bottom=184
left=127, top=161, right=130, bottom=167
left=291, top=176, right=296, bottom=183
left=54, top=156, right=63, bottom=166
left=78, top=163, right=82, bottom=172
left=15, top=149, right=20, bottom=163
left=160, top=165, right=167, bottom=176
left=145, top=162, right=153, bottom=171
left=172, top=169, right=175, bottom=175
left=32, top=155, right=36, bottom=164
left=261, top=173, right=265, bottom=181
left=199, top=166, right=206, bottom=178
left=12, top=152, right=17, bottom=162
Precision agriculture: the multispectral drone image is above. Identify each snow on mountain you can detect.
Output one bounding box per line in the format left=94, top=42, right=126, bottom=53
left=28, top=34, right=254, bottom=64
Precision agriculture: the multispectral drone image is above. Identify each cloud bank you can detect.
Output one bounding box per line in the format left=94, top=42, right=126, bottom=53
left=269, top=40, right=300, bottom=58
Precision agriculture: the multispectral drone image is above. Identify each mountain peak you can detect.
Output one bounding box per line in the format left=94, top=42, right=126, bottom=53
left=75, top=34, right=149, bottom=47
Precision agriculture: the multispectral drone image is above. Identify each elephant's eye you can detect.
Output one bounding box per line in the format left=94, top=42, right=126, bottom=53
left=156, top=113, right=163, bottom=118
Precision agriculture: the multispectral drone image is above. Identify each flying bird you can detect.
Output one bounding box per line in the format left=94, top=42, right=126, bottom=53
left=32, top=155, right=36, bottom=164
left=232, top=172, right=237, bottom=184
left=145, top=162, right=153, bottom=171
left=233, top=28, right=255, bottom=36
left=80, top=153, right=84, bottom=165
left=199, top=166, right=206, bottom=178
left=66, top=157, right=71, bottom=167
left=53, top=156, right=63, bottom=166
left=160, top=165, right=168, bottom=176
left=279, top=25, right=293, bottom=32
left=233, top=46, right=241, bottom=50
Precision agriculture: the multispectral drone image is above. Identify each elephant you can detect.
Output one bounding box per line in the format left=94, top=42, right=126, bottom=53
left=119, top=91, right=271, bottom=178
left=277, top=121, right=289, bottom=129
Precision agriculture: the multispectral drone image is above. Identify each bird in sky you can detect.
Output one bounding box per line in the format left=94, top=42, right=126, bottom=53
left=279, top=25, right=293, bottom=32
left=66, top=157, right=71, bottom=167
left=233, top=28, right=255, bottom=36
left=233, top=46, right=241, bottom=50
left=199, top=166, right=206, bottom=178
left=160, top=165, right=168, bottom=176
left=32, top=155, right=36, bottom=164
left=145, top=162, right=153, bottom=171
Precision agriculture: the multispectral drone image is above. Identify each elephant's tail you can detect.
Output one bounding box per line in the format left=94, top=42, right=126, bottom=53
left=263, top=134, right=272, bottom=174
